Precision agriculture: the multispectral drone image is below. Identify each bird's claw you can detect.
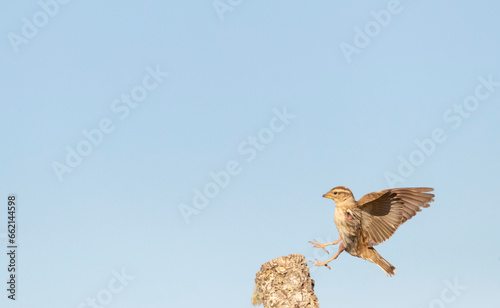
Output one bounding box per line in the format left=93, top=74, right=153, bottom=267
left=311, top=259, right=331, bottom=269
left=308, top=240, right=329, bottom=254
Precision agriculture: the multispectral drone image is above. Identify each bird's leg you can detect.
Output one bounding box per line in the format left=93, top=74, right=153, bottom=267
left=311, top=242, right=345, bottom=269
left=309, top=237, right=341, bottom=253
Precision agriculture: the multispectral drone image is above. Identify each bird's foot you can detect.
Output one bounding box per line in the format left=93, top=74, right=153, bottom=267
left=311, top=259, right=331, bottom=269
left=308, top=240, right=330, bottom=253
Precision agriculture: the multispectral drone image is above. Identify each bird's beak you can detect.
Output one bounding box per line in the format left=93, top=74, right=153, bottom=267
left=323, top=193, right=334, bottom=199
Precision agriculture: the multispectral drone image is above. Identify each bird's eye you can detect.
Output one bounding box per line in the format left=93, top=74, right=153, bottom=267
left=333, top=192, right=337, bottom=195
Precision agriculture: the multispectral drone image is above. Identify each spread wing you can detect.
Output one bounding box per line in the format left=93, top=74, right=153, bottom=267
left=357, top=187, right=434, bottom=246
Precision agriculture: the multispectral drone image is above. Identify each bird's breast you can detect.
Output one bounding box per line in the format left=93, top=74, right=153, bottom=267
left=334, top=207, right=363, bottom=253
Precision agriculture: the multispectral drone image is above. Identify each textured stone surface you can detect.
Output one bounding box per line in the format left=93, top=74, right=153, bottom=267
left=252, top=254, right=319, bottom=308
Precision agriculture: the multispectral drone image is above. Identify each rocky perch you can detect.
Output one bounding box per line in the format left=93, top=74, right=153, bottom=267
left=252, top=254, right=319, bottom=308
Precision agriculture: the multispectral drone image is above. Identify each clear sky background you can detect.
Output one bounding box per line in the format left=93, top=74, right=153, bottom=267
left=1, top=1, right=500, bottom=307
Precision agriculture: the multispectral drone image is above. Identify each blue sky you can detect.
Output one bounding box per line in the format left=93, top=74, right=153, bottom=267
left=1, top=0, right=500, bottom=307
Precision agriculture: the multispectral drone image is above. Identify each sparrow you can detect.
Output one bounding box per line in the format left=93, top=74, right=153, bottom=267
left=309, top=186, right=434, bottom=276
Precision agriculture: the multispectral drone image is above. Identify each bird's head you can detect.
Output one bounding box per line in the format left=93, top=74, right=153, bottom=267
left=323, top=186, right=355, bottom=205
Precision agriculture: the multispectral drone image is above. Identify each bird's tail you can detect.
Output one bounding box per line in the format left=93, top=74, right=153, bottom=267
left=366, top=247, right=396, bottom=276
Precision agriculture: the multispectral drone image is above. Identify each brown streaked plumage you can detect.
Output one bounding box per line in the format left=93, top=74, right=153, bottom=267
left=309, top=186, right=434, bottom=276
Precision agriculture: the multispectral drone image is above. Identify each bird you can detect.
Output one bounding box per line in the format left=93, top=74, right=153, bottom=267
left=309, top=186, right=434, bottom=276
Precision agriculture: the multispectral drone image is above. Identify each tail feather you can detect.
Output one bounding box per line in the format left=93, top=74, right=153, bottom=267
left=367, top=248, right=396, bottom=276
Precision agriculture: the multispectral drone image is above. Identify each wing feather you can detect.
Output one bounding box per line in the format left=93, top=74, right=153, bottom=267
left=358, top=187, right=434, bottom=245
